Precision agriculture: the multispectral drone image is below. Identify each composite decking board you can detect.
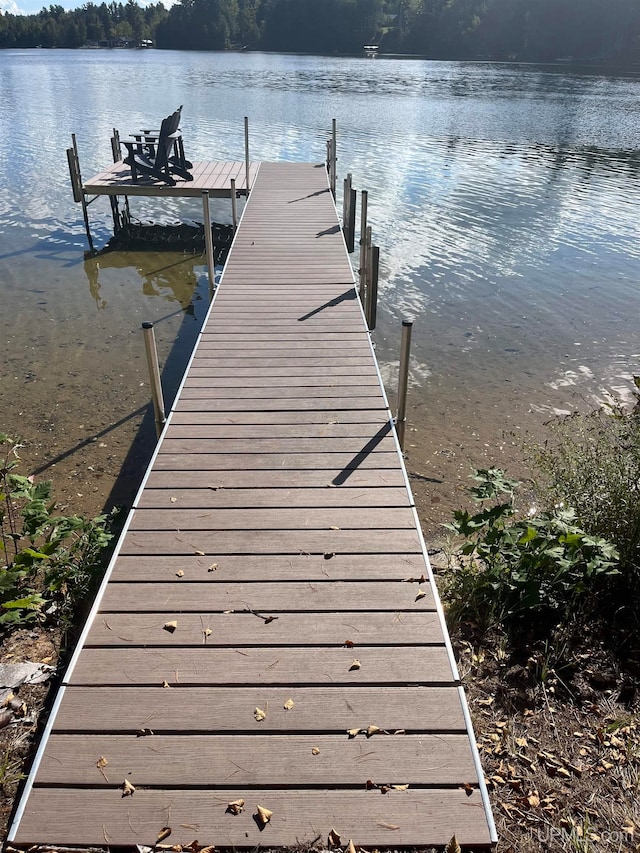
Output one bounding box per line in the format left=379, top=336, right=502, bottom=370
left=127, top=507, right=416, bottom=530
left=168, top=410, right=392, bottom=424
left=135, top=486, right=413, bottom=509
left=118, top=529, right=422, bottom=556
left=109, top=553, right=430, bottom=582
left=52, top=686, right=467, bottom=732
left=67, top=646, right=454, bottom=687
left=158, top=437, right=396, bottom=454
left=85, top=612, right=442, bottom=647
left=153, top=452, right=400, bottom=470
left=14, top=788, right=491, bottom=847
left=12, top=162, right=493, bottom=848
left=162, top=423, right=389, bottom=438
left=98, top=581, right=434, bottom=612
left=36, top=734, right=475, bottom=786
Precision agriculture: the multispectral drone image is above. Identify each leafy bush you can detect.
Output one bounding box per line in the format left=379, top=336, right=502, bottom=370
left=443, top=468, right=619, bottom=633
left=0, top=433, right=112, bottom=628
left=532, top=382, right=640, bottom=591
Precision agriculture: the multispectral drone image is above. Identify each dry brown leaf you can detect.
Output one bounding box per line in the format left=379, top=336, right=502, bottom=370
left=324, top=552, right=335, bottom=559
left=330, top=526, right=340, bottom=530
left=96, top=756, right=108, bottom=769
left=366, top=725, right=381, bottom=737
left=199, top=846, right=215, bottom=853
left=515, top=737, right=528, bottom=748
left=344, top=639, right=355, bottom=648
left=208, top=563, right=218, bottom=572
left=203, top=628, right=212, bottom=639
left=175, top=570, right=184, bottom=578
left=347, top=841, right=356, bottom=853
left=328, top=828, right=342, bottom=847
left=136, top=728, right=154, bottom=737
left=163, top=621, right=178, bottom=633
left=393, top=729, right=406, bottom=735
left=377, top=822, right=400, bottom=830
left=445, top=835, right=461, bottom=853
left=255, top=805, right=273, bottom=828
left=365, top=779, right=378, bottom=790
left=349, top=659, right=361, bottom=671
left=226, top=798, right=245, bottom=815
left=391, top=784, right=409, bottom=791
left=415, top=588, right=427, bottom=601
left=122, top=778, right=135, bottom=797
left=311, top=746, right=320, bottom=755
left=254, top=706, right=267, bottom=721
left=527, top=793, right=540, bottom=808
left=157, top=827, right=172, bottom=843
left=162, top=680, right=170, bottom=688
left=461, top=782, right=474, bottom=796
left=283, top=698, right=295, bottom=711
left=347, top=728, right=360, bottom=738
left=194, top=550, right=205, bottom=556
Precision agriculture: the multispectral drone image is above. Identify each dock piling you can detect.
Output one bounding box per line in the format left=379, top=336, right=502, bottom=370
left=68, top=134, right=95, bottom=254
left=367, top=244, right=380, bottom=331
left=231, top=178, right=238, bottom=232
left=396, top=320, right=413, bottom=450
left=202, top=190, right=216, bottom=299
left=244, top=117, right=251, bottom=196
left=142, top=322, right=166, bottom=439
left=358, top=190, right=368, bottom=299
left=330, top=119, right=337, bottom=198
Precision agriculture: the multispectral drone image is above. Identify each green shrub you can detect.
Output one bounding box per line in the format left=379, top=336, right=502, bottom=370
left=0, top=433, right=113, bottom=629
left=443, top=468, right=619, bottom=634
left=532, top=383, right=640, bottom=590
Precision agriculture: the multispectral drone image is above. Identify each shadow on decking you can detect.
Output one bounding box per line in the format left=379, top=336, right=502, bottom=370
left=332, top=421, right=392, bottom=486
left=297, top=288, right=356, bottom=321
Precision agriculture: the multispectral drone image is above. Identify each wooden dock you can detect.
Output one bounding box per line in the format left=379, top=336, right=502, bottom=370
left=9, top=162, right=496, bottom=849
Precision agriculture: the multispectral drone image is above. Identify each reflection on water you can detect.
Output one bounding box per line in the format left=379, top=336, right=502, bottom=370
left=0, top=50, right=639, bottom=508
left=83, top=253, right=205, bottom=313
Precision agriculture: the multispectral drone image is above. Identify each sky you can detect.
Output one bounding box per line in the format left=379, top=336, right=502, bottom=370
left=1, top=0, right=175, bottom=16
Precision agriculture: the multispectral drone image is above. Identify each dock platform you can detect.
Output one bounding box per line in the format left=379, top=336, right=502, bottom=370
left=10, top=162, right=495, bottom=849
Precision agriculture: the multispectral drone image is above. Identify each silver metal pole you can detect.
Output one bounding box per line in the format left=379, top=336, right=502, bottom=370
left=202, top=190, right=216, bottom=300
left=71, top=134, right=94, bottom=253
left=368, top=245, right=379, bottom=331
left=230, top=178, right=238, bottom=232
left=364, top=224, right=372, bottom=318
left=142, top=322, right=166, bottom=439
left=342, top=174, right=351, bottom=230
left=244, top=116, right=251, bottom=195
left=358, top=190, right=368, bottom=299
left=331, top=118, right=337, bottom=198
left=396, top=320, right=413, bottom=451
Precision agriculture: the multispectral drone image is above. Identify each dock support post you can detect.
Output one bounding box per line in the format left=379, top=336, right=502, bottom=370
left=202, top=191, right=216, bottom=300
left=68, top=134, right=95, bottom=254
left=142, top=322, right=166, bottom=440
left=358, top=190, right=368, bottom=299
left=396, top=320, right=413, bottom=451
left=230, top=178, right=238, bottom=232
left=244, top=117, right=251, bottom=196
left=363, top=224, right=372, bottom=317
left=110, top=128, right=131, bottom=229
left=367, top=244, right=379, bottom=331
left=343, top=174, right=356, bottom=253
left=330, top=118, right=337, bottom=198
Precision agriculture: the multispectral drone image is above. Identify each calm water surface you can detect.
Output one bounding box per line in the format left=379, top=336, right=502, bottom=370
left=1, top=50, right=639, bottom=512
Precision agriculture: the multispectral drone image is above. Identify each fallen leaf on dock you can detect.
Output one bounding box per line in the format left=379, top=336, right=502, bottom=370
left=445, top=834, right=461, bottom=853
left=391, top=783, right=409, bottom=791
left=366, top=725, right=382, bottom=737
left=170, top=497, right=177, bottom=503
left=324, top=552, right=335, bottom=559
left=377, top=821, right=400, bottom=830
left=254, top=706, right=267, bottom=721
left=162, top=681, right=170, bottom=688
left=175, top=570, right=184, bottom=578
left=96, top=756, right=108, bottom=769
left=311, top=746, right=320, bottom=755
left=157, top=827, right=172, bottom=843
left=349, top=659, right=361, bottom=671
left=226, top=798, right=245, bottom=815
left=203, top=628, right=212, bottom=639
left=328, top=828, right=342, bottom=847
left=194, top=550, right=205, bottom=556
left=255, top=805, right=273, bottom=828
left=163, top=621, right=178, bottom=633
left=121, top=778, right=135, bottom=797
left=208, top=563, right=218, bottom=572
left=347, top=840, right=356, bottom=853
left=415, top=589, right=427, bottom=601
left=136, top=728, right=154, bottom=737
left=344, top=639, right=354, bottom=648
left=283, top=698, right=295, bottom=711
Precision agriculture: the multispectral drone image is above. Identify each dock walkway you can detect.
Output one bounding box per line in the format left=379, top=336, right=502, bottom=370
left=10, top=162, right=495, bottom=849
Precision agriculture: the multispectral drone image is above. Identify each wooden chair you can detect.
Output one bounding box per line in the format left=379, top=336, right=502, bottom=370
left=123, top=107, right=193, bottom=186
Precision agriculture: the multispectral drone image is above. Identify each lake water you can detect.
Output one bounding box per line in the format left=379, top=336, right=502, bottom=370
left=1, top=50, right=639, bottom=523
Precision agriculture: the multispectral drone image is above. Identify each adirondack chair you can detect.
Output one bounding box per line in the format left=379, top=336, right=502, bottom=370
left=123, top=107, right=193, bottom=186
